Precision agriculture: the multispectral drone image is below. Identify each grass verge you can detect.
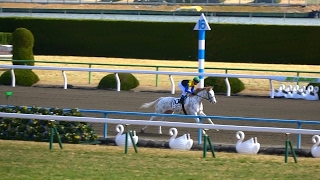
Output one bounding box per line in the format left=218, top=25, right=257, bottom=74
left=0, top=140, right=319, bottom=180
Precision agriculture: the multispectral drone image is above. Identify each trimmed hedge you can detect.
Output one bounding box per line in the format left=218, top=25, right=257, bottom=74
left=204, top=77, right=245, bottom=94
left=1, top=17, right=320, bottom=65
left=0, top=32, right=12, bottom=45
left=98, top=73, right=139, bottom=90
left=0, top=69, right=39, bottom=86
left=0, top=106, right=99, bottom=143
left=12, top=27, right=35, bottom=66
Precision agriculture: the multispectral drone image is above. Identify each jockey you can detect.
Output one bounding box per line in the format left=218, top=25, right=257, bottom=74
left=178, top=76, right=200, bottom=104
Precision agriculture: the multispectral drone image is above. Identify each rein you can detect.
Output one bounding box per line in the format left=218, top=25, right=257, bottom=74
left=192, top=91, right=211, bottom=100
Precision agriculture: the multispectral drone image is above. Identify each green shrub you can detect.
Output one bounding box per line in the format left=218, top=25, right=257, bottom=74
left=189, top=0, right=225, bottom=3
left=98, top=73, right=139, bottom=90
left=0, top=106, right=99, bottom=143
left=204, top=77, right=245, bottom=94
left=0, top=69, right=39, bottom=86
left=252, top=0, right=281, bottom=3
left=0, top=32, right=12, bottom=45
left=306, top=83, right=320, bottom=97
left=12, top=27, right=35, bottom=66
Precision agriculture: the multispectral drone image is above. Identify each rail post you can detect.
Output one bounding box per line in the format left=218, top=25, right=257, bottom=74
left=49, top=120, right=63, bottom=150
left=103, top=113, right=108, bottom=138
left=88, top=64, right=92, bottom=84
left=297, top=122, right=302, bottom=149
left=202, top=130, right=215, bottom=158
left=284, top=133, right=297, bottom=163
left=198, top=117, right=202, bottom=144
left=156, top=67, right=159, bottom=87
left=124, top=124, right=138, bottom=154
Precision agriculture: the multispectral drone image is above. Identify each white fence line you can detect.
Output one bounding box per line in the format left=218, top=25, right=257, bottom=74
left=0, top=64, right=320, bottom=98
left=0, top=0, right=312, bottom=6
left=0, top=45, right=12, bottom=52
left=1, top=112, right=320, bottom=135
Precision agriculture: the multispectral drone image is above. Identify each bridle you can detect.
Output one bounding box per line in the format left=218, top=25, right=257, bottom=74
left=192, top=90, right=214, bottom=101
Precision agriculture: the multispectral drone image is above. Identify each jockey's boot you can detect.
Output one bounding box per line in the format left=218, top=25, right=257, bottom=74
left=179, top=95, right=185, bottom=105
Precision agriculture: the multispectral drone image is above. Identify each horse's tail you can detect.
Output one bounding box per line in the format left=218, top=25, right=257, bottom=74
left=140, top=97, right=163, bottom=109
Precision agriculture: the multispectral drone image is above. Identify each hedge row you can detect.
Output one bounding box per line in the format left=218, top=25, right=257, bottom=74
left=0, top=106, right=99, bottom=143
left=0, top=32, right=12, bottom=44
left=0, top=17, right=320, bottom=65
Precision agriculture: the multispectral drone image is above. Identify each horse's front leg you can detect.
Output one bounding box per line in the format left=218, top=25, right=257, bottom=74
left=190, top=111, right=208, bottom=135
left=199, top=111, right=219, bottom=131
left=199, top=111, right=214, bottom=125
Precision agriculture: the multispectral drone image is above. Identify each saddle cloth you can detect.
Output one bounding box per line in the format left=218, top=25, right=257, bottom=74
left=172, top=98, right=182, bottom=110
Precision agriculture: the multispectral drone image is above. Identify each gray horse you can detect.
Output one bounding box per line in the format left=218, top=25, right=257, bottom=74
left=139, top=86, right=217, bottom=134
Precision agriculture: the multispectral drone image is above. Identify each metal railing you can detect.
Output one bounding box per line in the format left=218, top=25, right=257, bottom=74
left=0, top=0, right=314, bottom=6
left=1, top=105, right=319, bottom=148
left=1, top=59, right=319, bottom=89
left=1, top=63, right=320, bottom=99
left=74, top=109, right=320, bottom=149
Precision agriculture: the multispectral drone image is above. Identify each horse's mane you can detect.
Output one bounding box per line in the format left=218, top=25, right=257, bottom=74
left=193, top=86, right=213, bottom=95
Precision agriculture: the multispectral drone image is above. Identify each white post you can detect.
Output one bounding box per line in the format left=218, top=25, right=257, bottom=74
left=169, top=75, right=175, bottom=94
left=62, top=70, right=67, bottom=89
left=115, top=73, right=120, bottom=91
left=10, top=69, right=15, bottom=87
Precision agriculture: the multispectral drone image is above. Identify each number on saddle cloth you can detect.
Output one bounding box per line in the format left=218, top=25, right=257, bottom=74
left=172, top=98, right=182, bottom=109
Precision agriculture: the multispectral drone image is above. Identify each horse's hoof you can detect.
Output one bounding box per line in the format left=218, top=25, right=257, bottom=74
left=158, top=132, right=162, bottom=134
left=141, top=129, right=145, bottom=133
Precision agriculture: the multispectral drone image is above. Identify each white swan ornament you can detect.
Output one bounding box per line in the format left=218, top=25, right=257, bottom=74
left=115, top=124, right=138, bottom=147
left=168, top=128, right=193, bottom=151
left=305, top=86, right=319, bottom=101
left=311, top=135, right=320, bottom=158
left=235, top=131, right=260, bottom=154
left=284, top=84, right=293, bottom=99
left=291, top=85, right=301, bottom=99
left=272, top=84, right=286, bottom=97
left=296, top=86, right=306, bottom=99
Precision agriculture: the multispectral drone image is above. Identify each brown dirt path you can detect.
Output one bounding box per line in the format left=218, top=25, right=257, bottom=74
left=0, top=85, right=319, bottom=150
left=0, top=2, right=319, bottom=13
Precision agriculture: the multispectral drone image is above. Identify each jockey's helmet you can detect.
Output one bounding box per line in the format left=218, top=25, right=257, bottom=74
left=193, top=76, right=200, bottom=83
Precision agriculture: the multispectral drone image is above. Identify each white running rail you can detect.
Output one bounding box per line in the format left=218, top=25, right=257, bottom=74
left=0, top=112, right=320, bottom=135
left=0, top=64, right=319, bottom=98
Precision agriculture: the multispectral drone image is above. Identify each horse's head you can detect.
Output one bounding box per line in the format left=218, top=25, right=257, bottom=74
left=206, top=86, right=217, bottom=104
left=194, top=86, right=217, bottom=104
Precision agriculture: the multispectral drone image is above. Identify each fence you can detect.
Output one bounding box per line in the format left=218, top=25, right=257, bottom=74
left=0, top=64, right=320, bottom=98
left=0, top=0, right=316, bottom=6
left=1, top=59, right=320, bottom=88
left=1, top=110, right=320, bottom=149
left=68, top=109, right=320, bottom=149
left=75, top=109, right=320, bottom=148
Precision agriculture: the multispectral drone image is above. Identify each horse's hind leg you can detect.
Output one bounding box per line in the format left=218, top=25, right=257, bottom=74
left=157, top=116, right=167, bottom=134
left=141, top=116, right=166, bottom=134
left=141, top=116, right=156, bottom=133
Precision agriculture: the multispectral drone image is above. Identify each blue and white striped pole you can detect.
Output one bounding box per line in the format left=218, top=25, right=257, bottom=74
left=194, top=13, right=211, bottom=144
left=194, top=13, right=211, bottom=88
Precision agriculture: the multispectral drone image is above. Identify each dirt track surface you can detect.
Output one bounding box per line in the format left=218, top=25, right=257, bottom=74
left=1, top=2, right=320, bottom=13
left=1, top=85, right=319, bottom=149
